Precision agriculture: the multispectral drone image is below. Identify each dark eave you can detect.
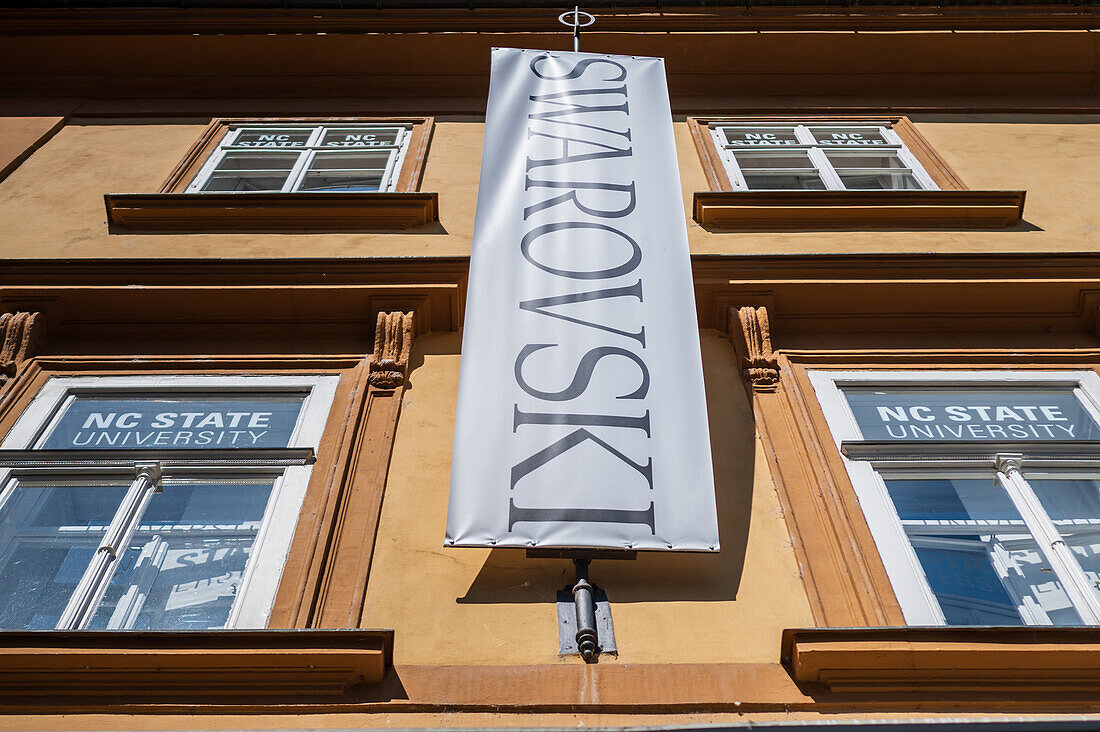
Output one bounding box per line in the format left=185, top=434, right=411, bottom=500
left=2, top=1, right=1099, bottom=35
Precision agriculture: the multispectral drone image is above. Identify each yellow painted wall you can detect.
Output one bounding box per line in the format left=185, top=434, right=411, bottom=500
left=361, top=330, right=813, bottom=666
left=0, top=117, right=1098, bottom=259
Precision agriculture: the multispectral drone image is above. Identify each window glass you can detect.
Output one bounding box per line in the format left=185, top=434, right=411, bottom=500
left=87, top=479, right=275, bottom=630
left=721, top=126, right=799, bottom=146
left=841, top=387, right=1100, bottom=441
left=233, top=129, right=312, bottom=147
left=811, top=127, right=888, bottom=145
left=884, top=477, right=1082, bottom=625
left=837, top=172, right=921, bottom=191
left=1028, top=477, right=1100, bottom=609
left=0, top=482, right=128, bottom=629
left=320, top=127, right=402, bottom=148
left=742, top=173, right=826, bottom=190
left=299, top=150, right=391, bottom=192
left=732, top=151, right=816, bottom=169
left=40, top=393, right=308, bottom=450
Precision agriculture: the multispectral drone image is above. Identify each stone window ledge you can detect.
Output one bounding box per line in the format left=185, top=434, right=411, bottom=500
left=694, top=190, right=1026, bottom=231
left=0, top=629, right=393, bottom=707
left=783, top=627, right=1100, bottom=694
left=105, top=192, right=438, bottom=233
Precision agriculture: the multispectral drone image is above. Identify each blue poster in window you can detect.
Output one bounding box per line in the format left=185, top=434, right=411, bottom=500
left=40, top=394, right=307, bottom=449
left=842, top=387, right=1100, bottom=441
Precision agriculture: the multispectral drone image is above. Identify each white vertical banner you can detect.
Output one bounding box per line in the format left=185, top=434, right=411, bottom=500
left=446, top=48, right=719, bottom=552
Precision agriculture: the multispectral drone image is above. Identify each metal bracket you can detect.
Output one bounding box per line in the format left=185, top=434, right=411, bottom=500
left=557, top=558, right=616, bottom=661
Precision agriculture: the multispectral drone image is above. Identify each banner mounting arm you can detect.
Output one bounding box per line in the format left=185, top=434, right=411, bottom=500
left=558, top=7, right=595, bottom=53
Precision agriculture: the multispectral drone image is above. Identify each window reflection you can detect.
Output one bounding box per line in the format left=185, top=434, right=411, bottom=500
left=884, top=477, right=1082, bottom=625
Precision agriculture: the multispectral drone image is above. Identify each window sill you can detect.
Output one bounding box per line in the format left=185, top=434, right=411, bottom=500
left=104, top=192, right=439, bottom=233
left=783, top=627, right=1100, bottom=694
left=693, top=190, right=1026, bottom=231
left=0, top=629, right=393, bottom=707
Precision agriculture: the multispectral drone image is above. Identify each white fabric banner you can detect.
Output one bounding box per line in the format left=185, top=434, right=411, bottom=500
left=446, top=48, right=719, bottom=552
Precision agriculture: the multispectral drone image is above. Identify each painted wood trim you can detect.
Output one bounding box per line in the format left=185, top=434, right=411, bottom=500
left=747, top=357, right=904, bottom=627
left=693, top=190, right=1025, bottom=230
left=0, top=630, right=392, bottom=704
left=783, top=627, right=1100, bottom=694
left=268, top=360, right=374, bottom=629
left=891, top=116, right=968, bottom=190
left=395, top=117, right=434, bottom=193
left=272, top=312, right=414, bottom=629
left=686, top=117, right=732, bottom=192
left=313, top=386, right=405, bottom=627
left=104, top=192, right=439, bottom=233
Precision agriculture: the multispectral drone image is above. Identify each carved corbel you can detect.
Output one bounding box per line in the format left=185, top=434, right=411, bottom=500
left=0, top=312, right=42, bottom=388
left=729, top=306, right=779, bottom=392
left=367, top=311, right=414, bottom=389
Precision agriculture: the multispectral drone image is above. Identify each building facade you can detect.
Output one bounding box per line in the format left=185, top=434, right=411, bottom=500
left=2, top=1, right=1100, bottom=728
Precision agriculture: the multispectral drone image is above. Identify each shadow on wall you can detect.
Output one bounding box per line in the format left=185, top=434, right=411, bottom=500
left=456, top=331, right=755, bottom=604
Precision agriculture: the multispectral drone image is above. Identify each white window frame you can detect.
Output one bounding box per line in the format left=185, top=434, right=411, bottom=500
left=810, top=369, right=1100, bottom=626
left=185, top=123, right=411, bottom=194
left=0, top=374, right=339, bottom=629
left=710, top=122, right=938, bottom=192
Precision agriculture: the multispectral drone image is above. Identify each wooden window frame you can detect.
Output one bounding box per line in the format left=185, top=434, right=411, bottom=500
left=689, top=116, right=1025, bottom=230
left=105, top=117, right=437, bottom=232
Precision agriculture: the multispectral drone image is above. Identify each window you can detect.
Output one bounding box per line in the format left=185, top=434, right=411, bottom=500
left=710, top=122, right=937, bottom=192
left=687, top=117, right=1024, bottom=230
left=812, top=370, right=1100, bottom=627
left=0, top=375, right=337, bottom=630
left=185, top=123, right=412, bottom=193
left=104, top=117, right=437, bottom=231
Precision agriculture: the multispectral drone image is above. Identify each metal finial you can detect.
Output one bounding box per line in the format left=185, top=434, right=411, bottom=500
left=557, top=6, right=595, bottom=53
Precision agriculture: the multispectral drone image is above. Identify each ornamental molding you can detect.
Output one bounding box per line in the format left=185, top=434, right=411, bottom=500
left=368, top=311, right=414, bottom=389
left=729, top=305, right=779, bottom=391
left=0, top=311, right=42, bottom=388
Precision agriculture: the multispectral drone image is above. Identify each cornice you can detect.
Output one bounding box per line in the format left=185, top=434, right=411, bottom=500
left=2, top=5, right=1099, bottom=35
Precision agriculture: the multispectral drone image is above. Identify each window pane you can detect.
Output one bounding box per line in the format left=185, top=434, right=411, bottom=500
left=212, top=152, right=300, bottom=172
left=320, top=127, right=402, bottom=148
left=841, top=386, right=1100, bottom=441
left=884, top=478, right=1082, bottom=625
left=307, top=151, right=391, bottom=171
left=1029, top=478, right=1100, bottom=609
left=298, top=151, right=390, bottom=192
left=87, top=479, right=275, bottom=630
left=825, top=151, right=907, bottom=170
left=202, top=152, right=300, bottom=193
left=41, top=393, right=308, bottom=450
left=732, top=150, right=815, bottom=170
left=811, top=127, right=888, bottom=145
left=720, top=126, right=799, bottom=146
left=839, top=172, right=922, bottom=190
left=0, top=482, right=127, bottom=630
left=202, top=174, right=289, bottom=193
left=742, top=172, right=825, bottom=190
left=298, top=173, right=384, bottom=192
left=232, top=129, right=312, bottom=148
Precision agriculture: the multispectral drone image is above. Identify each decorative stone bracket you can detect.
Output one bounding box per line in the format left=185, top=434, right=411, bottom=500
left=0, top=312, right=42, bottom=389
left=368, top=311, right=414, bottom=389
left=728, top=306, right=779, bottom=391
